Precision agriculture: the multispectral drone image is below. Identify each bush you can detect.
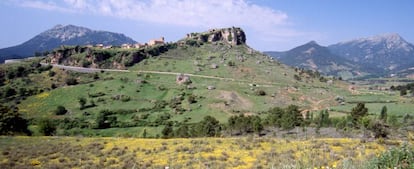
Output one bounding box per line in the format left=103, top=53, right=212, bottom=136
left=294, top=74, right=301, bottom=81
left=120, top=95, right=131, bottom=102
left=185, top=39, right=199, bottom=47
left=3, top=87, right=16, bottom=97
left=227, top=61, right=235, bottom=67
left=38, top=119, right=57, bottom=136
left=95, top=110, right=117, bottom=129
left=368, top=120, right=389, bottom=138
left=169, top=97, right=183, bottom=109
left=196, top=116, right=221, bottom=137
left=255, top=90, right=266, bottom=96
left=48, top=71, right=56, bottom=77
left=0, top=105, right=30, bottom=135
left=78, top=97, right=87, bottom=110
left=187, top=94, right=197, bottom=104
left=54, top=106, right=68, bottom=115
left=162, top=122, right=174, bottom=138
left=368, top=144, right=414, bottom=168
left=65, top=77, right=78, bottom=85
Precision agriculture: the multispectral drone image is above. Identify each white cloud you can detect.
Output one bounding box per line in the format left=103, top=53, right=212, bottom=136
left=18, top=0, right=74, bottom=13
left=10, top=0, right=310, bottom=50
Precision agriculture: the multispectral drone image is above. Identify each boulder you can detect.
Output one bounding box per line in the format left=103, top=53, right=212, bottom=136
left=207, top=85, right=216, bottom=90
left=176, top=74, right=191, bottom=85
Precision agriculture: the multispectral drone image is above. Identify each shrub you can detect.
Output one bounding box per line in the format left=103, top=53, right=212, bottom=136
left=3, top=87, right=16, bottom=97
left=196, top=116, right=221, bottom=137
left=120, top=95, right=131, bottom=102
left=227, top=61, right=235, bottom=67
left=65, top=77, right=78, bottom=85
left=38, top=119, right=57, bottom=136
left=368, top=144, right=414, bottom=168
left=0, top=104, right=30, bottom=135
left=187, top=94, right=197, bottom=104
left=54, top=105, right=68, bottom=115
left=255, top=90, right=266, bottom=96
left=162, top=122, right=174, bottom=138
left=169, top=97, right=183, bottom=109
left=293, top=74, right=301, bottom=81
left=78, top=97, right=87, bottom=110
left=185, top=39, right=199, bottom=47
left=88, top=92, right=105, bottom=98
left=368, top=120, right=389, bottom=138
left=95, top=110, right=117, bottom=129
left=48, top=71, right=56, bottom=77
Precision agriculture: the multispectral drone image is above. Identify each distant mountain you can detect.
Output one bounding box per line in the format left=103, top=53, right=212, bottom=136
left=265, top=41, right=363, bottom=78
left=328, top=33, right=414, bottom=74
left=266, top=33, right=414, bottom=79
left=0, top=24, right=136, bottom=62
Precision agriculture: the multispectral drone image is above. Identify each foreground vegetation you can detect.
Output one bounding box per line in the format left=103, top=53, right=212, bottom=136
left=0, top=136, right=412, bottom=169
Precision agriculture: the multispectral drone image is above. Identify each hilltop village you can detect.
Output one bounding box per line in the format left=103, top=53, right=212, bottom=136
left=92, top=37, right=165, bottom=49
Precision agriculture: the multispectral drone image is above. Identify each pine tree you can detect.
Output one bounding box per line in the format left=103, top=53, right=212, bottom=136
left=162, top=122, right=173, bottom=138
left=252, top=116, right=263, bottom=136
left=380, top=106, right=387, bottom=122
left=142, top=128, right=147, bottom=138
left=350, top=103, right=368, bottom=127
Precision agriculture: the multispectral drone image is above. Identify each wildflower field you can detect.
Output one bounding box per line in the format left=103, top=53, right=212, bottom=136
left=0, top=136, right=409, bottom=169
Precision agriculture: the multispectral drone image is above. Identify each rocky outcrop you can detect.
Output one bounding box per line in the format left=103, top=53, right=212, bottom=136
left=185, top=27, right=246, bottom=45
left=176, top=74, right=191, bottom=85
left=44, top=45, right=147, bottom=69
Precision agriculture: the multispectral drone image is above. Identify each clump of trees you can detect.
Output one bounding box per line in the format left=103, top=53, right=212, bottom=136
left=161, top=115, right=222, bottom=138
left=264, top=105, right=303, bottom=129
left=38, top=119, right=57, bottom=136
left=390, top=83, right=414, bottom=96
left=228, top=115, right=263, bottom=136
left=0, top=104, right=31, bottom=135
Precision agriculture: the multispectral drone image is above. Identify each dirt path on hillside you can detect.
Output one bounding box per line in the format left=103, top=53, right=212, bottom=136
left=47, top=64, right=285, bottom=87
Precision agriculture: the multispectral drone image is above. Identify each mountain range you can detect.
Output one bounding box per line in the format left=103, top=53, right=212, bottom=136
left=0, top=24, right=136, bottom=63
left=265, top=33, right=414, bottom=79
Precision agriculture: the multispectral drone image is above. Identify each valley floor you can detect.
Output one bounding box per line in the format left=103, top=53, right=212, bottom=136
left=0, top=136, right=411, bottom=169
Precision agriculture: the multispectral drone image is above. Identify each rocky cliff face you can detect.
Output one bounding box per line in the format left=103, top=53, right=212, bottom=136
left=45, top=46, right=152, bottom=69
left=185, top=27, right=246, bottom=45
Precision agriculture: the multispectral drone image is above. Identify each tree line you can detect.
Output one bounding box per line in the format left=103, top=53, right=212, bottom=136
left=1, top=102, right=411, bottom=138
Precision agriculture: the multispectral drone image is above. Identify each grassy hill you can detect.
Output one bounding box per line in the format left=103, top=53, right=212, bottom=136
left=0, top=27, right=350, bottom=137
left=1, top=27, right=413, bottom=138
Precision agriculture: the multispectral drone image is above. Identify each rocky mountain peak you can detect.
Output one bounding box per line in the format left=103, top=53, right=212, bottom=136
left=40, top=24, right=92, bottom=42
left=337, top=33, right=413, bottom=52
left=306, top=40, right=319, bottom=46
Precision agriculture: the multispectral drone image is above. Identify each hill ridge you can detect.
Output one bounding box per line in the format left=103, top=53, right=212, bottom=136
left=0, top=24, right=136, bottom=63
left=265, top=33, right=414, bottom=78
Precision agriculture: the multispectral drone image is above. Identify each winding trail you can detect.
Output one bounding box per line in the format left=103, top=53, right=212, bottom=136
left=45, top=63, right=283, bottom=87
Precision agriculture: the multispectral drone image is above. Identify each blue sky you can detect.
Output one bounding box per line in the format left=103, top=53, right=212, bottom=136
left=1, top=0, right=413, bottom=51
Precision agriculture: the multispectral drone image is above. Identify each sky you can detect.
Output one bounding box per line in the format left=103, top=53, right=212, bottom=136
left=0, top=0, right=413, bottom=51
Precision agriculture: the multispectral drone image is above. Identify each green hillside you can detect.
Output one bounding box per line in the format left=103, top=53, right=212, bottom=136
left=3, top=27, right=412, bottom=138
